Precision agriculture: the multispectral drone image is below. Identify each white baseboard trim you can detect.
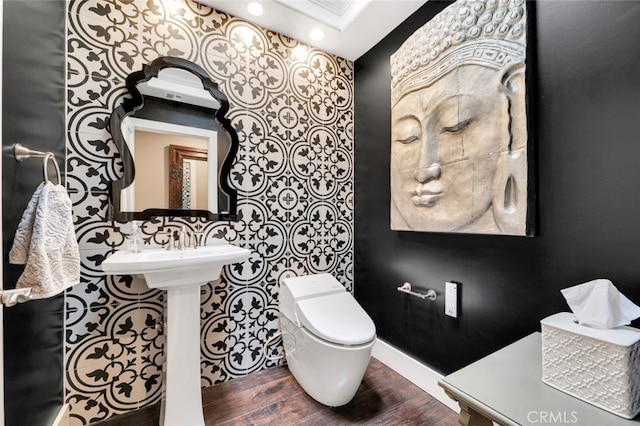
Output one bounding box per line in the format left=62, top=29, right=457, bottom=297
left=372, top=338, right=459, bottom=413
left=51, top=404, right=69, bottom=426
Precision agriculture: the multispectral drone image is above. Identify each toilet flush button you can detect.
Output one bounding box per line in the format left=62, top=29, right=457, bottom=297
left=445, top=281, right=458, bottom=318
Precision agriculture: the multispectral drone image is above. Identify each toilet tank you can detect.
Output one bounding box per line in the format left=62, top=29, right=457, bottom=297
left=279, top=273, right=345, bottom=326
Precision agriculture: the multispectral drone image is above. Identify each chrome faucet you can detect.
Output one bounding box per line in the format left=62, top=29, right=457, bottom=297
left=177, top=225, right=188, bottom=250
left=165, top=226, right=197, bottom=250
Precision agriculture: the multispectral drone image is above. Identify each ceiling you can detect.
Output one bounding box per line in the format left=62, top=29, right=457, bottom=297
left=196, top=0, right=428, bottom=61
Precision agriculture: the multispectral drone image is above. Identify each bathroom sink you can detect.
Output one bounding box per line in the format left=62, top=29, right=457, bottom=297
left=102, top=243, right=250, bottom=426
left=102, top=244, right=250, bottom=289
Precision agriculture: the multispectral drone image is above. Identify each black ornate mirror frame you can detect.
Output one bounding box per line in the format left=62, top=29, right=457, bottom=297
left=109, top=56, right=238, bottom=222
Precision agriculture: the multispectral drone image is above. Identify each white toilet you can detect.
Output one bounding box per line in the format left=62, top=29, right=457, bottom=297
left=279, top=273, right=376, bottom=407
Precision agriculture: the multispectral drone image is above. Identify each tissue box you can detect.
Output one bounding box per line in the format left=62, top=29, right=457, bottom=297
left=541, top=312, right=640, bottom=419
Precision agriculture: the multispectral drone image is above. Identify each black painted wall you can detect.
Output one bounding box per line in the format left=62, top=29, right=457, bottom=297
left=2, top=1, right=66, bottom=424
left=354, top=1, right=640, bottom=374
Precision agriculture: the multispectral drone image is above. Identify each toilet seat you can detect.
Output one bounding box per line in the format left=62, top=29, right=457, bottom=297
left=295, top=292, right=376, bottom=346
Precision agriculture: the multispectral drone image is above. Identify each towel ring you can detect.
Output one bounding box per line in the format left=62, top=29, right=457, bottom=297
left=13, top=144, right=62, bottom=185
left=43, top=153, right=61, bottom=185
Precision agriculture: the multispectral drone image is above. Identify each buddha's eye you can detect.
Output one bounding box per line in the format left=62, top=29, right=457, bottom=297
left=395, top=135, right=420, bottom=145
left=393, top=117, right=421, bottom=145
left=441, top=118, right=473, bottom=134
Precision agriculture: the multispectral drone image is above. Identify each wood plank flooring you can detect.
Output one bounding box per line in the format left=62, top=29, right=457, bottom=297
left=95, top=358, right=458, bottom=425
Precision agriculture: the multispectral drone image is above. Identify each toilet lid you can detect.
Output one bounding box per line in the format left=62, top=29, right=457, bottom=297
left=295, top=292, right=376, bottom=345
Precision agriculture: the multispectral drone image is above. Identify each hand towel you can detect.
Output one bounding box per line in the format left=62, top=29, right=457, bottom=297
left=9, top=181, right=80, bottom=299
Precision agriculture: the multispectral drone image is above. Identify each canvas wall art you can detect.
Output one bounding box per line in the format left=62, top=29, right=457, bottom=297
left=390, top=0, right=532, bottom=235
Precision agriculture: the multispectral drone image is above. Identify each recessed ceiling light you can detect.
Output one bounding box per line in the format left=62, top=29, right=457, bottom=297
left=310, top=28, right=325, bottom=41
left=247, top=2, right=264, bottom=16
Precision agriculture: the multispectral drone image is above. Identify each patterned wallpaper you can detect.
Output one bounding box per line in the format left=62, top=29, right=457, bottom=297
left=65, top=0, right=354, bottom=424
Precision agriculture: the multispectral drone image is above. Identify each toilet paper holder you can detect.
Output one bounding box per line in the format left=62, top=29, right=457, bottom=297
left=397, top=282, right=437, bottom=301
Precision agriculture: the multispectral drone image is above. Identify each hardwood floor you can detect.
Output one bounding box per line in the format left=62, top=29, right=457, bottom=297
left=95, top=358, right=458, bottom=425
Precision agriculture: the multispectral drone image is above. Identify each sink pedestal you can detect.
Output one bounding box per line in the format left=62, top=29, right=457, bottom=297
left=161, top=284, right=206, bottom=426
left=101, top=245, right=251, bottom=426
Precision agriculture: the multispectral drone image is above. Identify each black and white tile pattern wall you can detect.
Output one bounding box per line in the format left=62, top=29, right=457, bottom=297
left=65, top=0, right=354, bottom=424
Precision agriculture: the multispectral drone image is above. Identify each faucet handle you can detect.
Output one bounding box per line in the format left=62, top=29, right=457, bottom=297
left=188, top=232, right=197, bottom=249
left=164, top=232, right=176, bottom=251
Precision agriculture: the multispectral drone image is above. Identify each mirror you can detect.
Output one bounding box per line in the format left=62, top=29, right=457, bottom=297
left=109, top=56, right=239, bottom=222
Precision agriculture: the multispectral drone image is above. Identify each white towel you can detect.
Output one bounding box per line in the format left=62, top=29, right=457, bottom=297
left=9, top=181, right=80, bottom=299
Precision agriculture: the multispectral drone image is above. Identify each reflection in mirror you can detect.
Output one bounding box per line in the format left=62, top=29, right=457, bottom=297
left=109, top=56, right=239, bottom=222
left=119, top=118, right=217, bottom=212
left=138, top=68, right=221, bottom=110
left=168, top=144, right=210, bottom=210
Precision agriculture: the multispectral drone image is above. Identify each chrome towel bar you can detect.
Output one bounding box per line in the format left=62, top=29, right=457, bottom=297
left=397, top=282, right=437, bottom=301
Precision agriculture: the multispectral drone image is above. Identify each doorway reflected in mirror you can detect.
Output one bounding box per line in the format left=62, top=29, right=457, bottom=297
left=168, top=144, right=209, bottom=210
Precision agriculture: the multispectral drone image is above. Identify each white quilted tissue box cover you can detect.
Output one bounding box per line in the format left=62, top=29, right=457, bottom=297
left=541, top=312, right=640, bottom=419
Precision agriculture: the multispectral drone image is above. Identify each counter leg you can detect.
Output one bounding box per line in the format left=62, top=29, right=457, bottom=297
left=458, top=401, right=493, bottom=426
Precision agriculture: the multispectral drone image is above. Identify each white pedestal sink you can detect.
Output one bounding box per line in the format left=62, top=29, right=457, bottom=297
left=102, top=244, right=250, bottom=426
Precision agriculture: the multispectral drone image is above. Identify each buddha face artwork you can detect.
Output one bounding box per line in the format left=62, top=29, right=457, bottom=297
left=390, top=0, right=531, bottom=235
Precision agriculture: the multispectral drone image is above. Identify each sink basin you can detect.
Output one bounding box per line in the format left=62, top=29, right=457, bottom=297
left=102, top=244, right=250, bottom=426
left=102, top=244, right=250, bottom=289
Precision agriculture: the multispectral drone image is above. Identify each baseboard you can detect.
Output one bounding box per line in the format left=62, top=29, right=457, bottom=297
left=51, top=404, right=69, bottom=426
left=372, top=338, right=459, bottom=413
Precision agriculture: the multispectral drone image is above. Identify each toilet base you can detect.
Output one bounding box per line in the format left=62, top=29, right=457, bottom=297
left=281, top=315, right=375, bottom=407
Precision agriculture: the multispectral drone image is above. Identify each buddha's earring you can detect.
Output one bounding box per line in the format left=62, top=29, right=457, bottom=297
left=494, top=149, right=528, bottom=235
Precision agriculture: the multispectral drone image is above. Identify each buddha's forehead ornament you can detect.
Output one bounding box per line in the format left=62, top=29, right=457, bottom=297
left=390, top=0, right=527, bottom=106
